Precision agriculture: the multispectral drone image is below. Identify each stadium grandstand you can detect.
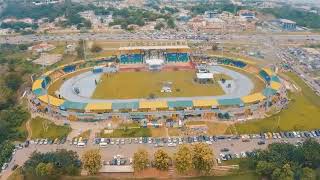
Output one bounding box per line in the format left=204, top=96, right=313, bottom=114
left=118, top=41, right=190, bottom=67
left=31, top=54, right=285, bottom=122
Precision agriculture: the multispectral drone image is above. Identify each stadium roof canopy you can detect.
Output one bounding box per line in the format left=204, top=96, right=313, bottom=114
left=271, top=76, right=281, bottom=83
left=119, top=45, right=190, bottom=51
left=61, top=101, right=87, bottom=110
left=270, top=81, right=282, bottom=90
left=263, top=87, right=277, bottom=96
left=32, top=79, right=43, bottom=91
left=38, top=95, right=65, bottom=107
left=262, top=68, right=274, bottom=76
left=241, top=93, right=266, bottom=104
left=85, top=103, right=112, bottom=111
left=33, top=88, right=46, bottom=96
left=168, top=100, right=193, bottom=108
left=139, top=101, right=168, bottom=109
left=193, top=99, right=218, bottom=107
left=218, top=98, right=243, bottom=106
left=112, top=102, right=139, bottom=110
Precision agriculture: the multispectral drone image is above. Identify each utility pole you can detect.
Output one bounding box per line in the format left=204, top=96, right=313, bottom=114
left=82, top=39, right=87, bottom=61
left=42, top=53, right=51, bottom=114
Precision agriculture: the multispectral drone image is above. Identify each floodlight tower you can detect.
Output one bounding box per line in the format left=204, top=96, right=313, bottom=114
left=42, top=53, right=51, bottom=114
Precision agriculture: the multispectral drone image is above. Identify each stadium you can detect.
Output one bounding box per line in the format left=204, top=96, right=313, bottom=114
left=31, top=42, right=285, bottom=122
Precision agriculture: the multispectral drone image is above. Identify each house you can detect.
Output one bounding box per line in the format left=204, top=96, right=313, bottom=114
left=28, top=43, right=56, bottom=53
left=279, top=19, right=296, bottom=31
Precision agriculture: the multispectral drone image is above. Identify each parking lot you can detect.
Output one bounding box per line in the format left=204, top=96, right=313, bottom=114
left=3, top=130, right=320, bottom=177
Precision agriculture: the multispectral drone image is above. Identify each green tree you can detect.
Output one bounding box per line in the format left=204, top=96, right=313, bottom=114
left=175, top=144, right=193, bottom=174
left=5, top=73, right=23, bottom=91
left=301, top=167, right=315, bottom=180
left=46, top=163, right=55, bottom=175
left=155, top=22, right=165, bottom=30
left=76, top=40, right=85, bottom=60
left=82, top=149, right=102, bottom=175
left=133, top=149, right=149, bottom=172
left=167, top=18, right=175, bottom=29
left=271, top=167, right=282, bottom=180
left=24, top=149, right=81, bottom=177
left=302, top=138, right=320, bottom=168
left=280, top=164, right=294, bottom=180
left=153, top=149, right=171, bottom=171
left=36, top=163, right=48, bottom=176
left=256, top=161, right=275, bottom=177
left=192, top=143, right=214, bottom=175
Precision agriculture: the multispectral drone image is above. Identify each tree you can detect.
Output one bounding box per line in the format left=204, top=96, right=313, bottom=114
left=5, top=73, right=23, bottom=91
left=90, top=44, right=102, bottom=53
left=302, top=138, right=320, bottom=168
left=271, top=164, right=294, bottom=180
left=133, top=149, right=149, bottom=172
left=280, top=164, right=294, bottom=180
left=153, top=149, right=171, bottom=171
left=36, top=163, right=48, bottom=176
left=24, top=149, right=81, bottom=177
left=192, top=143, right=214, bottom=175
left=256, top=161, right=274, bottom=177
left=35, top=162, right=54, bottom=176
left=82, top=149, right=102, bottom=175
left=301, top=167, right=314, bottom=180
left=155, top=22, right=165, bottom=30
left=167, top=18, right=175, bottom=29
left=175, top=145, right=193, bottom=174
left=271, top=167, right=282, bottom=180
left=76, top=40, right=85, bottom=60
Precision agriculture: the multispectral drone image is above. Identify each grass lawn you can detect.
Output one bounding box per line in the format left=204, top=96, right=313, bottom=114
left=186, top=121, right=231, bottom=135
left=168, top=128, right=183, bottom=136
left=100, top=127, right=151, bottom=138
left=48, top=44, right=65, bottom=54
left=151, top=127, right=167, bottom=137
left=30, top=117, right=71, bottom=139
left=92, top=70, right=226, bottom=99
left=193, top=172, right=258, bottom=180
left=234, top=72, right=320, bottom=134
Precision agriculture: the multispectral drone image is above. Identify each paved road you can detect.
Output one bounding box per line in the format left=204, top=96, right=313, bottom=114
left=59, top=66, right=254, bottom=103
left=1, top=136, right=314, bottom=179
left=0, top=32, right=320, bottom=44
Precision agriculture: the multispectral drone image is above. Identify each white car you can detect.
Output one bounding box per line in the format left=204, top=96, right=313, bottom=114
left=240, top=152, right=247, bottom=158
left=167, top=143, right=176, bottom=147
left=1, top=163, right=8, bottom=170
left=173, top=138, right=177, bottom=143
left=205, top=141, right=212, bottom=145
left=12, top=149, right=16, bottom=155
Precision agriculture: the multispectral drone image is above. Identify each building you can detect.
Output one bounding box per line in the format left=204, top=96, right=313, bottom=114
left=279, top=19, right=296, bottom=31
left=28, top=43, right=56, bottom=53
left=238, top=10, right=255, bottom=20
left=205, top=10, right=219, bottom=19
